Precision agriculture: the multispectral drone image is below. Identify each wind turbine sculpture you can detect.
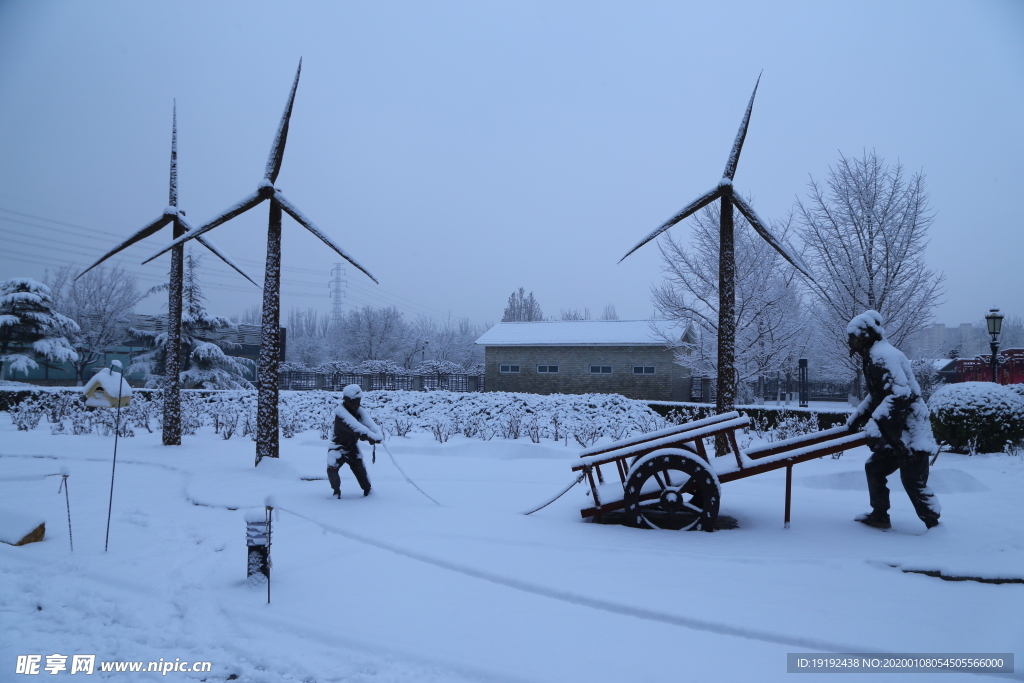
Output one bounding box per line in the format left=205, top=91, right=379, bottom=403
left=78, top=103, right=258, bottom=446
left=144, top=60, right=378, bottom=465
left=619, top=75, right=814, bottom=415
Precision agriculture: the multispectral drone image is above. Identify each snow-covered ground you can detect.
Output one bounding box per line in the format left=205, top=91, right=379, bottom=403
left=1, top=416, right=1021, bottom=681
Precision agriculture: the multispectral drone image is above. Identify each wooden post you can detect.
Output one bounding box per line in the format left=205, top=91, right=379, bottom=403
left=784, top=463, right=793, bottom=528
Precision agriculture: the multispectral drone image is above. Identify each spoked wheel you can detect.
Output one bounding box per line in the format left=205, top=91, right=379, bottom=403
left=623, top=449, right=721, bottom=532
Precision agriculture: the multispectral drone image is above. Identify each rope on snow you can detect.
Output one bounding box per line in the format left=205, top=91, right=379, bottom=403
left=379, top=439, right=442, bottom=506
left=521, top=471, right=586, bottom=515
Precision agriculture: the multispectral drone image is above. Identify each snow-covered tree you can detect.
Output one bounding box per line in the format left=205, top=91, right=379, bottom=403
left=0, top=278, right=78, bottom=379
left=652, top=203, right=808, bottom=388
left=415, top=358, right=464, bottom=376
left=355, top=359, right=404, bottom=375
left=797, top=150, right=944, bottom=373
left=46, top=265, right=156, bottom=385
left=285, top=307, right=331, bottom=367
left=405, top=315, right=483, bottom=369
left=130, top=253, right=255, bottom=389
left=502, top=288, right=543, bottom=322
left=335, top=305, right=413, bottom=364
left=600, top=304, right=619, bottom=321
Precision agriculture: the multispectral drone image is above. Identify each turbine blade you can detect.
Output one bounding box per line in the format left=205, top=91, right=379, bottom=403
left=76, top=213, right=174, bottom=280
left=142, top=190, right=264, bottom=264
left=169, top=100, right=178, bottom=207
left=722, top=72, right=762, bottom=181
left=275, top=190, right=379, bottom=284
left=619, top=186, right=721, bottom=263
left=265, top=59, right=302, bottom=184
left=179, top=215, right=261, bottom=288
left=732, top=193, right=816, bottom=282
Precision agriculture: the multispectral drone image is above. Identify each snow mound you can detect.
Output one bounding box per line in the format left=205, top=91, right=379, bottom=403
left=0, top=507, right=45, bottom=545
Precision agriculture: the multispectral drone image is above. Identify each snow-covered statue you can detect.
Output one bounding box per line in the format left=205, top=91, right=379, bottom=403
left=846, top=311, right=940, bottom=530
left=327, top=384, right=382, bottom=499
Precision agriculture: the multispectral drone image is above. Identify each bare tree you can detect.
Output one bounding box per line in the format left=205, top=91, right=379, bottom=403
left=47, top=265, right=155, bottom=385
left=600, top=304, right=619, bottom=321
left=502, top=288, right=544, bottom=322
left=285, top=307, right=331, bottom=367
left=797, top=150, right=944, bottom=373
left=336, top=305, right=411, bottom=363
left=235, top=305, right=262, bottom=326
left=560, top=308, right=590, bottom=321
left=422, top=315, right=483, bottom=368
left=652, top=203, right=808, bottom=389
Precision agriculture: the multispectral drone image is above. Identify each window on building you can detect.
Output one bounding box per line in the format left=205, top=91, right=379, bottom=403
left=537, top=365, right=559, bottom=373
left=633, top=366, right=655, bottom=374
left=499, top=364, right=520, bottom=373
left=590, top=365, right=612, bottom=374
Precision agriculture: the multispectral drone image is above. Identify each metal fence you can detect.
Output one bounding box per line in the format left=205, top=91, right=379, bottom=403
left=278, top=371, right=485, bottom=393
left=755, top=378, right=850, bottom=402
left=689, top=376, right=851, bottom=404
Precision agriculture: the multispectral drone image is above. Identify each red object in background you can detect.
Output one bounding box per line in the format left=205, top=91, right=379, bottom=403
left=956, top=348, right=1024, bottom=384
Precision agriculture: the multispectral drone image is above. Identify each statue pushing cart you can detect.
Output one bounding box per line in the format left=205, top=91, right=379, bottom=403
left=572, top=411, right=867, bottom=531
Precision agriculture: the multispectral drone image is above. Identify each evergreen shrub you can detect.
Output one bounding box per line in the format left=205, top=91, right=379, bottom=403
left=929, top=382, right=1024, bottom=454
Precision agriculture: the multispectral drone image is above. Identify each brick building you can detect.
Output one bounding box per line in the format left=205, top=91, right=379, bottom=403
left=475, top=320, right=694, bottom=401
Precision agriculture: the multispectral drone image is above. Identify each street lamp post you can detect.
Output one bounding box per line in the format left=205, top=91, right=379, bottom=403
left=986, top=307, right=1004, bottom=384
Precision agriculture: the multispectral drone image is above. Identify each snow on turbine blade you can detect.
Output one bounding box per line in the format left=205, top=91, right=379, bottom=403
left=179, top=216, right=261, bottom=288
left=732, top=193, right=816, bottom=282
left=76, top=213, right=174, bottom=280
left=265, top=59, right=302, bottom=185
left=169, top=101, right=178, bottom=207
left=142, top=190, right=265, bottom=265
left=722, top=72, right=762, bottom=181
left=275, top=190, right=379, bottom=284
left=619, top=186, right=721, bottom=263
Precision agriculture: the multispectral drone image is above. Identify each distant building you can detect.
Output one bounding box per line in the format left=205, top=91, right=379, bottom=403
left=475, top=320, right=695, bottom=401
left=905, top=322, right=983, bottom=359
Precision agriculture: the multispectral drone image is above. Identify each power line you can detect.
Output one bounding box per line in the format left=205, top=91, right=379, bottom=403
left=0, top=204, right=458, bottom=323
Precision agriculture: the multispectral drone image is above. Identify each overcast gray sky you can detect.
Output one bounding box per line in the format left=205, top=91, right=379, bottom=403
left=1, top=0, right=1021, bottom=330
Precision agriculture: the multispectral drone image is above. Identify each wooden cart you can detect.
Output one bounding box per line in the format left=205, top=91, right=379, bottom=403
left=572, top=411, right=867, bottom=531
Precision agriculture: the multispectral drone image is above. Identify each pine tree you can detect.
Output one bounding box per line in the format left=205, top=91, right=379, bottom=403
left=130, top=253, right=255, bottom=389
left=0, top=278, right=78, bottom=380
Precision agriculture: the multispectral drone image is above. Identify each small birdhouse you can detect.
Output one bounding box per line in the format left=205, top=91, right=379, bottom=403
left=83, top=367, right=133, bottom=409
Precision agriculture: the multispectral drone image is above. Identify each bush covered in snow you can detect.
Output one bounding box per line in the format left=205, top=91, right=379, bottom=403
left=3, top=388, right=669, bottom=446
left=929, top=382, right=1024, bottom=454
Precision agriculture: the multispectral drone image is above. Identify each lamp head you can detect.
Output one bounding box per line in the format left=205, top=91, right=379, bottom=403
left=986, top=307, right=1004, bottom=339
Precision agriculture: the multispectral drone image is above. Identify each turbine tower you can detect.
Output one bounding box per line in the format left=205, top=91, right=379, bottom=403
left=145, top=60, right=378, bottom=465
left=620, top=75, right=814, bottom=415
left=77, top=103, right=258, bottom=446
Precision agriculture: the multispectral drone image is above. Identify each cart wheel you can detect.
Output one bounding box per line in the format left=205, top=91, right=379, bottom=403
left=623, top=449, right=720, bottom=532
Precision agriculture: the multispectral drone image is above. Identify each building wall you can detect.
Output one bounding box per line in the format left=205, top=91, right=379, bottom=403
left=483, top=345, right=690, bottom=401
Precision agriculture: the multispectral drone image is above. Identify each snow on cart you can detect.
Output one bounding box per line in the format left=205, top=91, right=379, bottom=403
left=572, top=411, right=867, bottom=531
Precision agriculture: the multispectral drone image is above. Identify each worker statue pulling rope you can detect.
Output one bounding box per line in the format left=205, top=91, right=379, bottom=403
left=327, top=385, right=382, bottom=499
